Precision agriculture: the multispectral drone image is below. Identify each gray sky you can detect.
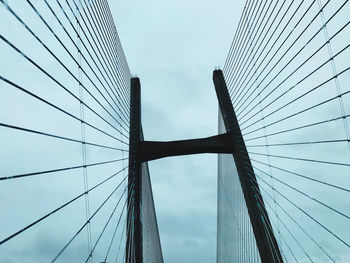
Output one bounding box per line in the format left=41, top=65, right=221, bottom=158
left=108, top=0, right=244, bottom=262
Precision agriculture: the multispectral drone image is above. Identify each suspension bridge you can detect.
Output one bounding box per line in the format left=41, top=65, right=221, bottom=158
left=1, top=0, right=350, bottom=262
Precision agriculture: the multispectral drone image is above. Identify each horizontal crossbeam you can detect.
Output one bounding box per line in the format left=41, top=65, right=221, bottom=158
left=139, top=132, right=234, bottom=162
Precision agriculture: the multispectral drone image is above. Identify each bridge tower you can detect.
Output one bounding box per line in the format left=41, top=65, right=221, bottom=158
left=126, top=70, right=282, bottom=263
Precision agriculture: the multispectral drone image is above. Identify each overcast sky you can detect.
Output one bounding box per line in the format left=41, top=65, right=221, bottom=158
left=108, top=1, right=244, bottom=262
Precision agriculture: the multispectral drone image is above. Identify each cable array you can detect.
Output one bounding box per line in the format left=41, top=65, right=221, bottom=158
left=0, top=0, right=133, bottom=261
left=220, top=0, right=350, bottom=261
